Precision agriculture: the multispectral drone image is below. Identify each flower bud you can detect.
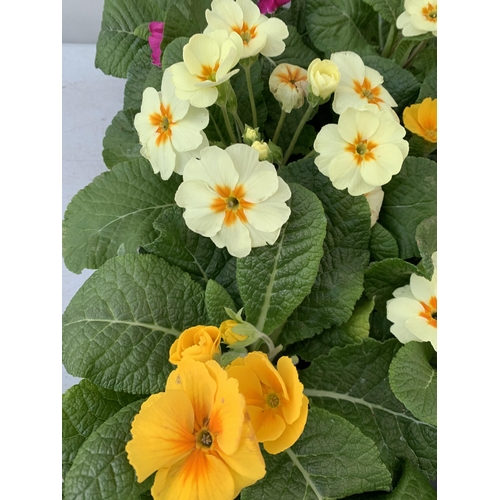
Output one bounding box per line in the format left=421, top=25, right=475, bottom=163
left=169, top=325, right=221, bottom=365
left=251, top=140, right=270, bottom=160
left=269, top=63, right=308, bottom=113
left=307, top=58, right=340, bottom=100
left=243, top=125, right=260, bottom=145
left=220, top=320, right=248, bottom=345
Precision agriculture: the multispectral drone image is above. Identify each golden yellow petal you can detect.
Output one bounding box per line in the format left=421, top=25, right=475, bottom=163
left=126, top=391, right=195, bottom=482
left=403, top=104, right=426, bottom=138
left=418, top=97, right=437, bottom=142
left=244, top=351, right=289, bottom=399
left=247, top=405, right=286, bottom=442
left=276, top=356, right=304, bottom=424
left=226, top=364, right=265, bottom=407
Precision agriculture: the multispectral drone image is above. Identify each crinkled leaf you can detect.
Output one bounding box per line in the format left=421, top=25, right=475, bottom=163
left=63, top=158, right=181, bottom=274
left=102, top=108, right=142, bottom=169
left=378, top=157, right=437, bottom=259
left=415, top=216, right=437, bottom=280
left=214, top=257, right=243, bottom=310
left=237, top=183, right=326, bottom=335
left=161, top=36, right=189, bottom=69
left=242, top=408, right=392, bottom=500
left=279, top=159, right=371, bottom=343
left=62, top=254, right=207, bottom=394
left=273, top=26, right=320, bottom=68
left=412, top=47, right=437, bottom=83
left=95, top=0, right=163, bottom=78
left=305, top=0, right=377, bottom=55
left=362, top=55, right=420, bottom=114
left=141, top=205, right=231, bottom=286
left=364, top=258, right=419, bottom=312
left=302, top=338, right=437, bottom=479
left=408, top=133, right=437, bottom=158
left=362, top=0, right=404, bottom=24
left=369, top=223, right=399, bottom=261
left=205, top=280, right=237, bottom=326
left=389, top=342, right=437, bottom=426
left=289, top=297, right=375, bottom=361
left=162, top=4, right=198, bottom=45
left=369, top=309, right=395, bottom=343
left=64, top=399, right=152, bottom=500
left=124, top=45, right=163, bottom=110
left=62, top=379, right=142, bottom=480
left=417, top=65, right=437, bottom=101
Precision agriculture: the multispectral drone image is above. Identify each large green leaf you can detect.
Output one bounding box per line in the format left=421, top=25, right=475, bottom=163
left=362, top=0, right=404, bottom=24
left=124, top=45, right=163, bottom=110
left=279, top=159, right=371, bottom=343
left=64, top=400, right=152, bottom=500
left=369, top=223, right=399, bottom=261
left=62, top=379, right=142, bottom=480
left=62, top=254, right=207, bottom=394
left=162, top=4, right=198, bottom=45
left=237, top=183, right=326, bottom=335
left=389, top=342, right=437, bottom=426
left=378, top=157, right=437, bottom=259
left=305, top=0, right=377, bottom=55
left=95, top=0, right=164, bottom=78
left=63, top=159, right=181, bottom=274
left=301, top=338, right=437, bottom=479
left=161, top=36, right=189, bottom=69
left=272, top=25, right=319, bottom=68
left=415, top=216, right=437, bottom=280
left=242, top=408, right=392, bottom=500
left=141, top=205, right=231, bottom=286
left=205, top=280, right=237, bottom=326
left=417, top=66, right=437, bottom=101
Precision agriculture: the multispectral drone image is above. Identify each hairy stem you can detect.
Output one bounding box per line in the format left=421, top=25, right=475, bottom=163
left=283, top=103, right=314, bottom=165
left=272, top=108, right=287, bottom=144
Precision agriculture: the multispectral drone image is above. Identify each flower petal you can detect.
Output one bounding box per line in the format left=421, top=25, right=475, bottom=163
left=257, top=17, right=288, bottom=57
left=247, top=405, right=286, bottom=442
left=146, top=135, right=177, bottom=180
left=277, top=356, right=304, bottom=424
left=171, top=106, right=209, bottom=152
left=410, top=273, right=436, bottom=303
left=211, top=218, right=252, bottom=258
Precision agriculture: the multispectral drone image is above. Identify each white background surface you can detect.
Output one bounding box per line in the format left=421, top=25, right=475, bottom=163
left=62, top=0, right=104, bottom=43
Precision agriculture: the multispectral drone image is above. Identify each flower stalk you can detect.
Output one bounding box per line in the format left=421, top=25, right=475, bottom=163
left=283, top=103, right=315, bottom=165
left=272, top=108, right=287, bottom=145
left=242, top=61, right=259, bottom=128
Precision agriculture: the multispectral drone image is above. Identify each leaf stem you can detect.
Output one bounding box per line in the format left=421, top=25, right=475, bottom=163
left=232, top=111, right=245, bottom=138
left=273, top=108, right=287, bottom=144
left=220, top=106, right=237, bottom=144
left=403, top=40, right=428, bottom=69
left=382, top=23, right=397, bottom=58
left=209, top=109, right=227, bottom=146
left=244, top=64, right=258, bottom=128
left=378, top=15, right=384, bottom=52
left=283, top=103, right=314, bottom=165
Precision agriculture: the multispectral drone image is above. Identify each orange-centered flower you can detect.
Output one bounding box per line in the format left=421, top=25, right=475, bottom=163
left=126, top=359, right=266, bottom=500
left=403, top=97, right=437, bottom=143
left=421, top=2, right=437, bottom=22
left=169, top=325, right=222, bottom=365
left=352, top=77, right=384, bottom=107
left=396, top=0, right=437, bottom=37
left=269, top=63, right=308, bottom=113
left=226, top=352, right=309, bottom=454
left=149, top=103, right=175, bottom=146
left=210, top=184, right=254, bottom=227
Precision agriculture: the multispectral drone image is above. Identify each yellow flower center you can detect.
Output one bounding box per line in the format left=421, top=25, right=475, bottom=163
left=199, top=62, right=220, bottom=82
left=419, top=296, right=437, bottom=328
left=353, top=77, right=383, bottom=106
left=266, top=393, right=280, bottom=409
left=149, top=103, right=175, bottom=146
left=346, top=134, right=378, bottom=166
left=210, top=184, right=254, bottom=226
left=233, top=22, right=257, bottom=45
left=196, top=427, right=214, bottom=450
left=422, top=3, right=437, bottom=22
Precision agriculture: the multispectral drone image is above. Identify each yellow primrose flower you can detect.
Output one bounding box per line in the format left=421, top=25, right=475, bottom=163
left=220, top=320, right=248, bottom=345
left=307, top=58, right=341, bottom=100
left=397, top=0, right=437, bottom=37
left=314, top=107, right=409, bottom=196
left=126, top=359, right=266, bottom=500
left=364, top=186, right=384, bottom=227
left=169, top=30, right=243, bottom=108
left=387, top=252, right=437, bottom=351
left=330, top=51, right=398, bottom=116
left=403, top=98, right=437, bottom=143
left=269, top=63, right=308, bottom=113
left=169, top=325, right=221, bottom=365
left=204, top=0, right=289, bottom=59
left=226, top=352, right=309, bottom=454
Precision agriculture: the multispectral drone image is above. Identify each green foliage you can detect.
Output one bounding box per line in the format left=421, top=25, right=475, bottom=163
left=161, top=36, right=189, bottom=68
left=378, top=157, right=437, bottom=259
left=62, top=158, right=181, bottom=274
left=102, top=108, right=142, bottom=169
left=369, top=223, right=399, bottom=261
left=62, top=254, right=207, bottom=394
left=205, top=280, right=237, bottom=326
left=301, top=338, right=437, bottom=479
left=280, top=159, right=371, bottom=343
left=62, top=379, right=142, bottom=480
left=415, top=216, right=437, bottom=280
left=305, top=0, right=378, bottom=55
left=64, top=400, right=153, bottom=499
left=237, top=183, right=327, bottom=336
left=389, top=342, right=437, bottom=426
left=242, top=408, right=392, bottom=500
left=362, top=0, right=404, bottom=24
left=272, top=26, right=320, bottom=68
left=95, top=0, right=164, bottom=78
left=162, top=4, right=198, bottom=45
left=417, top=66, right=437, bottom=101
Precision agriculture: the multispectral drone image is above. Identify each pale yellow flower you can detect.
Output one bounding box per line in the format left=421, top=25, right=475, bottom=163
left=397, top=0, right=437, bottom=37
left=269, top=63, right=308, bottom=113
left=251, top=140, right=269, bottom=160
left=307, top=58, right=341, bottom=100
left=169, top=325, right=221, bottom=365
left=364, top=186, right=384, bottom=227
left=403, top=98, right=437, bottom=143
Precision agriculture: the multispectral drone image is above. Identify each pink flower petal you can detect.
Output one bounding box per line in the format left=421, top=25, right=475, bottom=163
left=148, top=22, right=164, bottom=67
left=258, top=0, right=290, bottom=14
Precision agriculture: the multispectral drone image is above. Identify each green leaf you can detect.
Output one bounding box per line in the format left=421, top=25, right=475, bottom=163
left=364, top=258, right=419, bottom=311
left=417, top=65, right=437, bottom=101
left=214, top=257, right=243, bottom=310
left=378, top=156, right=437, bottom=259
left=389, top=342, right=437, bottom=426
left=124, top=45, right=163, bottom=110
left=272, top=26, right=320, bottom=68
left=95, top=0, right=163, bottom=78
left=289, top=297, right=375, bottom=361
left=62, top=379, right=142, bottom=480
left=279, top=159, right=371, bottom=343
left=162, top=4, right=198, bottom=45
left=141, top=205, right=231, bottom=286
left=415, top=216, right=436, bottom=280
left=62, top=158, right=181, bottom=274
left=237, top=183, right=326, bottom=335
left=102, top=108, right=142, bottom=169
left=302, top=338, right=437, bottom=479
left=205, top=280, right=237, bottom=326
left=305, top=0, right=377, bottom=55
left=369, top=309, right=395, bottom=342
left=407, top=133, right=437, bottom=158
left=62, top=254, right=207, bottom=394
left=242, top=408, right=392, bottom=500
left=161, top=36, right=189, bottom=69
left=362, top=0, right=404, bottom=24
left=133, top=22, right=151, bottom=41
left=369, top=223, right=399, bottom=261
left=64, top=400, right=152, bottom=500
left=362, top=55, right=420, bottom=114
left=412, top=47, right=437, bottom=82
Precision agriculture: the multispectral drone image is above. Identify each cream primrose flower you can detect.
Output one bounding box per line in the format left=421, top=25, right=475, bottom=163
left=364, top=186, right=384, bottom=227
left=396, top=0, right=437, bottom=37
left=307, top=58, right=341, bottom=100
left=314, top=107, right=409, bottom=196
left=134, top=71, right=210, bottom=180
left=269, top=63, right=308, bottom=113
left=169, top=30, right=243, bottom=108
left=204, top=0, right=289, bottom=59
left=175, top=144, right=291, bottom=258
left=330, top=51, right=398, bottom=116
left=387, top=252, right=437, bottom=350
left=251, top=140, right=270, bottom=160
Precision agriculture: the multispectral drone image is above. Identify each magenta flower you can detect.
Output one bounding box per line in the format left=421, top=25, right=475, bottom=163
left=148, top=22, right=164, bottom=67
left=258, top=0, right=290, bottom=14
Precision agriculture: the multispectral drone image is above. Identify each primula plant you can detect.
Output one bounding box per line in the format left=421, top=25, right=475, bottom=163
left=62, top=0, right=438, bottom=498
